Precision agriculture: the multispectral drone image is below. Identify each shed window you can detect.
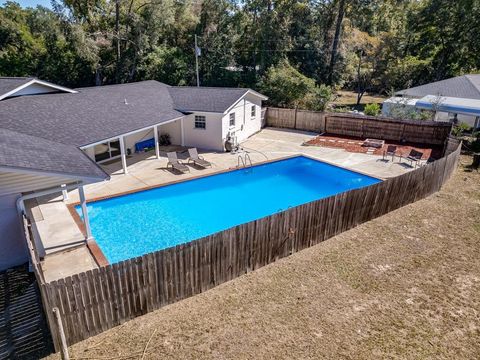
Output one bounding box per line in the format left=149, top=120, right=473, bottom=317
left=229, top=112, right=235, bottom=127
left=251, top=105, right=256, bottom=118
left=195, top=115, right=206, bottom=129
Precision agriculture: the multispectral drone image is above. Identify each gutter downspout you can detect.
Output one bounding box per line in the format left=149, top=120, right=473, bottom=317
left=16, top=182, right=85, bottom=269
left=16, top=182, right=82, bottom=215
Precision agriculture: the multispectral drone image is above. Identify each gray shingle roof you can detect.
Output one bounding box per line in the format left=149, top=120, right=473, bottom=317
left=0, top=77, right=33, bottom=98
left=0, top=79, right=266, bottom=181
left=396, top=74, right=480, bottom=100
left=0, top=128, right=108, bottom=180
left=0, top=80, right=184, bottom=147
left=168, top=86, right=250, bottom=112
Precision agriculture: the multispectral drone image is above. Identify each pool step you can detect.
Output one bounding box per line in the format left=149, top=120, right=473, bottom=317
left=44, top=239, right=86, bottom=255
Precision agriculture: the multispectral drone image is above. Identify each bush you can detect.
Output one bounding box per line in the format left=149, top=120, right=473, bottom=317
left=260, top=60, right=332, bottom=111
left=364, top=103, right=381, bottom=116
left=302, top=84, right=332, bottom=111
left=159, top=133, right=171, bottom=146
left=451, top=122, right=471, bottom=137
left=260, top=60, right=315, bottom=108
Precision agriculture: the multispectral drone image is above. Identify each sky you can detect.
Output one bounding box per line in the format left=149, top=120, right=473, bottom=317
left=2, top=0, right=52, bottom=8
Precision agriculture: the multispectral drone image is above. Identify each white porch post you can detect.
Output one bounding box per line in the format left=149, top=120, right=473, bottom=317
left=78, top=185, right=93, bottom=240
left=154, top=125, right=160, bottom=159
left=61, top=184, right=68, bottom=201
left=119, top=135, right=128, bottom=174
left=180, top=118, right=185, bottom=146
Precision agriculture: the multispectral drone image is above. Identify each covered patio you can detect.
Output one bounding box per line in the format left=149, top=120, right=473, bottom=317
left=81, top=117, right=185, bottom=175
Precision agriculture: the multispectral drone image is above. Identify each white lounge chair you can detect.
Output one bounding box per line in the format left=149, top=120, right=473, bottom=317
left=187, top=148, right=212, bottom=168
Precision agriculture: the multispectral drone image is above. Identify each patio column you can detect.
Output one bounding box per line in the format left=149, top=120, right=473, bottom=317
left=78, top=185, right=93, bottom=240
left=119, top=135, right=128, bottom=174
left=180, top=118, right=185, bottom=146
left=154, top=125, right=160, bottom=159
left=61, top=184, right=68, bottom=201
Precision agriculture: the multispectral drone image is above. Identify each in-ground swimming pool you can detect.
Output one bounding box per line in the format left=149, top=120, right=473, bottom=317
left=76, top=156, right=381, bottom=264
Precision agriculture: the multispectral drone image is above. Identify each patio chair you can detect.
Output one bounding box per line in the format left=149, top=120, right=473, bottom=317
left=187, top=148, right=212, bottom=168
left=403, top=149, right=424, bottom=168
left=166, top=152, right=189, bottom=173
left=382, top=145, right=397, bottom=162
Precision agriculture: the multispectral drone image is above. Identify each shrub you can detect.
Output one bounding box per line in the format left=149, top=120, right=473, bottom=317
left=259, top=60, right=315, bottom=108
left=302, top=84, right=333, bottom=111
left=364, top=103, right=381, bottom=116
left=159, top=133, right=171, bottom=146
left=260, top=60, right=332, bottom=111
left=451, top=122, right=471, bottom=137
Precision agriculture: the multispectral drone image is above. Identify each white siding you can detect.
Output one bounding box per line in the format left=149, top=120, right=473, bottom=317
left=124, top=128, right=154, bottom=153
left=160, top=119, right=182, bottom=146
left=0, top=194, right=28, bottom=271
left=222, top=93, right=263, bottom=145
left=183, top=112, right=224, bottom=151
left=0, top=171, right=74, bottom=196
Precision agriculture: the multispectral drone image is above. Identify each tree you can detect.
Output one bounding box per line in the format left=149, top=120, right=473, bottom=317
left=260, top=59, right=331, bottom=110
left=328, top=0, right=346, bottom=84
left=1, top=0, right=479, bottom=96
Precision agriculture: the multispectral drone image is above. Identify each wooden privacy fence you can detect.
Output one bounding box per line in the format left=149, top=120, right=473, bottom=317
left=28, top=138, right=461, bottom=350
left=265, top=107, right=452, bottom=145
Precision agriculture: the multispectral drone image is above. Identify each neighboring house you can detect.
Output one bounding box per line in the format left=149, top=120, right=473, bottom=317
left=0, top=77, right=267, bottom=271
left=382, top=74, right=480, bottom=128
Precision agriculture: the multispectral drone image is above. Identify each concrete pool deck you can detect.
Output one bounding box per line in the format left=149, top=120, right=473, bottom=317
left=31, top=127, right=417, bottom=282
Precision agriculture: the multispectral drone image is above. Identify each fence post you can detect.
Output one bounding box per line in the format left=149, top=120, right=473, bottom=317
left=320, top=112, right=326, bottom=132
left=294, top=106, right=298, bottom=129
left=53, top=307, right=70, bottom=360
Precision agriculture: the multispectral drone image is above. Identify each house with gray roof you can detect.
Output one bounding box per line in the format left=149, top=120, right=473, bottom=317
left=382, top=74, right=480, bottom=128
left=395, top=74, right=480, bottom=100
left=0, top=77, right=267, bottom=270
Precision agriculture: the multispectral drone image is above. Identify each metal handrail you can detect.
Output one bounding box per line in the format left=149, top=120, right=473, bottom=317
left=244, top=153, right=253, bottom=167
left=237, top=155, right=245, bottom=168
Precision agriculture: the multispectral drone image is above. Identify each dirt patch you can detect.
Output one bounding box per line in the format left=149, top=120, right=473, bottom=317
left=44, top=156, right=480, bottom=360
left=305, top=134, right=443, bottom=160
left=332, top=90, right=386, bottom=106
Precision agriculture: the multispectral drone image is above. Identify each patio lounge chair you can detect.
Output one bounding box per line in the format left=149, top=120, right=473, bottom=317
left=166, top=152, right=189, bottom=173
left=403, top=149, right=424, bottom=168
left=382, top=145, right=397, bottom=161
left=188, top=148, right=212, bottom=168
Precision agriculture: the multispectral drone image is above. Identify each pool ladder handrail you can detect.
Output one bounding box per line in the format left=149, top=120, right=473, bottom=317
left=245, top=153, right=253, bottom=167
left=237, top=153, right=253, bottom=168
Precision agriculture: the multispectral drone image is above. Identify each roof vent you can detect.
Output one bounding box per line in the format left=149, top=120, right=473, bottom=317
left=124, top=98, right=128, bottom=105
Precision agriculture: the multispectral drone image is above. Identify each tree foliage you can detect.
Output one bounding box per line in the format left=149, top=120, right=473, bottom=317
left=260, top=60, right=332, bottom=110
left=1, top=0, right=479, bottom=99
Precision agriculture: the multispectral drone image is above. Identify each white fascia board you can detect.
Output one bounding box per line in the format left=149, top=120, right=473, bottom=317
left=246, top=89, right=269, bottom=101
left=223, top=90, right=268, bottom=115
left=0, top=79, right=77, bottom=101
left=0, top=165, right=108, bottom=183
left=178, top=110, right=224, bottom=114
left=32, top=79, right=78, bottom=94
left=79, top=116, right=185, bottom=149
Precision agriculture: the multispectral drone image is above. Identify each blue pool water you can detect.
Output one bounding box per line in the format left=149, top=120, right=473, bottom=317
left=77, top=156, right=380, bottom=264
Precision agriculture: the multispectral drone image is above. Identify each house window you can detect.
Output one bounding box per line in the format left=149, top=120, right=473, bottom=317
left=229, top=112, right=235, bottom=127
left=251, top=105, right=256, bottom=118
left=94, top=139, right=121, bottom=163
left=195, top=115, right=206, bottom=129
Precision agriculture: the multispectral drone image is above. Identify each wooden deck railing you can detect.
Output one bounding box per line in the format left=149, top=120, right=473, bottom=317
left=26, top=137, right=461, bottom=349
